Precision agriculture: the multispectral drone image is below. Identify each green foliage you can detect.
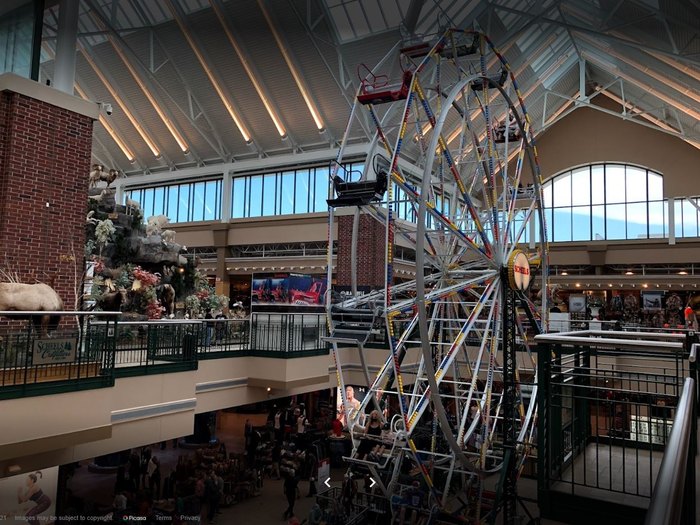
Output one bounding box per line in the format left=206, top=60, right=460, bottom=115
left=95, top=219, right=116, bottom=245
left=84, top=239, right=96, bottom=259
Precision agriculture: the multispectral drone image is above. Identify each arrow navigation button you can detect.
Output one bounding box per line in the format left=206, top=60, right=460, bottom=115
left=369, top=477, right=376, bottom=488
left=324, top=477, right=331, bottom=488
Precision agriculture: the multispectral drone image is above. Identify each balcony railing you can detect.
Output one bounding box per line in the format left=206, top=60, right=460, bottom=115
left=0, top=311, right=119, bottom=399
left=0, top=311, right=330, bottom=399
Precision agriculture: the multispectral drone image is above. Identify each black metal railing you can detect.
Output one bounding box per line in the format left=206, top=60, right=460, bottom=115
left=249, top=312, right=329, bottom=356
left=0, top=311, right=119, bottom=399
left=644, top=377, right=696, bottom=525
left=92, top=319, right=202, bottom=377
left=0, top=311, right=330, bottom=398
left=536, top=330, right=695, bottom=525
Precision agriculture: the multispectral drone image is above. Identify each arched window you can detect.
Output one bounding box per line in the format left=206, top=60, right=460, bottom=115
left=542, top=163, right=667, bottom=242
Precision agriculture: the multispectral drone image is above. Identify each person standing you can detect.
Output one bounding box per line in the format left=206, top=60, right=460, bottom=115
left=205, top=470, right=221, bottom=524
left=283, top=470, right=299, bottom=520
left=204, top=310, right=214, bottom=348
left=274, top=407, right=283, bottom=442
left=147, top=456, right=161, bottom=500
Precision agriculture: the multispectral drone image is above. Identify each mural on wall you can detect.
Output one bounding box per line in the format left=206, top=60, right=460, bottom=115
left=251, top=273, right=327, bottom=306
left=0, top=467, right=57, bottom=524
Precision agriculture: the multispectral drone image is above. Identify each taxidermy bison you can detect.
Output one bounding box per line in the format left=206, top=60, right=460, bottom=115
left=0, top=282, right=64, bottom=334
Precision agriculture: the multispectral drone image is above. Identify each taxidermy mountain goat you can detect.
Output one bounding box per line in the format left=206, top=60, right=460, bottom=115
left=0, top=282, right=64, bottom=334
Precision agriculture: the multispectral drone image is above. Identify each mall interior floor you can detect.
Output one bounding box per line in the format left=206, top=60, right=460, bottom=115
left=67, top=411, right=700, bottom=524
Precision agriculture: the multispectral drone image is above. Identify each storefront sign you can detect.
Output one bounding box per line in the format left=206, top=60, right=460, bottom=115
left=32, top=338, right=78, bottom=365
left=508, top=250, right=531, bottom=290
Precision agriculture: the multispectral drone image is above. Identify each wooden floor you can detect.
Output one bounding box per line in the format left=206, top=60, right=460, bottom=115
left=0, top=362, right=101, bottom=386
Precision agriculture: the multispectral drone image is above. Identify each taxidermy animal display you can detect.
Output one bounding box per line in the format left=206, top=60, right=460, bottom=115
left=0, top=282, right=64, bottom=334
left=89, top=165, right=123, bottom=188
left=146, top=215, right=170, bottom=236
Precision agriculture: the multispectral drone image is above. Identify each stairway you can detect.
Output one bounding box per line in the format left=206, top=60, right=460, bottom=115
left=326, top=305, right=378, bottom=344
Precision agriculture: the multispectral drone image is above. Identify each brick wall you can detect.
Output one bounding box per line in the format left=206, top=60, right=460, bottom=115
left=0, top=92, right=93, bottom=309
left=336, top=214, right=387, bottom=289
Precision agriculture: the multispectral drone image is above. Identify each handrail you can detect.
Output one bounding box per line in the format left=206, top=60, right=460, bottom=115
left=690, top=344, right=698, bottom=363
left=644, top=377, right=695, bottom=525
left=534, top=333, right=683, bottom=351
left=0, top=310, right=121, bottom=316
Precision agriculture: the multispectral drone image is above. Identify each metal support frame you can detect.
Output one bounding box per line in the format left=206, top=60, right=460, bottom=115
left=54, top=0, right=80, bottom=94
left=499, top=271, right=518, bottom=525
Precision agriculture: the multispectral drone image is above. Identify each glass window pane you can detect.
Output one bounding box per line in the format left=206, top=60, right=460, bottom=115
left=543, top=183, right=553, bottom=208
left=591, top=165, right=605, bottom=205
left=553, top=175, right=571, bottom=207
left=203, top=181, right=217, bottom=220
left=682, top=200, right=698, bottom=237
left=263, top=174, right=276, bottom=216
left=295, top=170, right=310, bottom=214
left=140, top=188, right=152, bottom=219
left=571, top=206, right=590, bottom=241
left=674, top=200, right=683, bottom=238
left=314, top=167, right=330, bottom=213
left=626, top=166, right=647, bottom=202
left=179, top=184, right=190, bottom=222
left=606, top=203, right=626, bottom=239
left=232, top=178, right=245, bottom=218
left=605, top=164, right=625, bottom=203
left=167, top=187, right=179, bottom=222
left=626, top=202, right=647, bottom=239
left=153, top=187, right=165, bottom=216
left=648, top=201, right=665, bottom=238
left=553, top=208, right=572, bottom=241
left=570, top=167, right=590, bottom=206
left=192, top=182, right=205, bottom=221
left=648, top=173, right=663, bottom=200
left=280, top=171, right=295, bottom=215
left=249, top=175, right=263, bottom=217
left=592, top=205, right=605, bottom=240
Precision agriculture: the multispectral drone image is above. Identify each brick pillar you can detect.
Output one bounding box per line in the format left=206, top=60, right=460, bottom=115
left=336, top=213, right=386, bottom=290
left=0, top=84, right=95, bottom=309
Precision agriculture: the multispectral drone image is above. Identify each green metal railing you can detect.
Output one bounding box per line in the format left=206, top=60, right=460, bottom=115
left=536, top=329, right=697, bottom=525
left=0, top=311, right=119, bottom=399
left=0, top=311, right=330, bottom=398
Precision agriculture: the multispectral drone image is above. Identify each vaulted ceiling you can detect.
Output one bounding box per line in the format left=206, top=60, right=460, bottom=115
left=39, top=0, right=700, bottom=176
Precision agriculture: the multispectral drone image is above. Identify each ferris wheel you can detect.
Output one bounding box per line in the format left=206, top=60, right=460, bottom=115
left=325, top=29, right=549, bottom=522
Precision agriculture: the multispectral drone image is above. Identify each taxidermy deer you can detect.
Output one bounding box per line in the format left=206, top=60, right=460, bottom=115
left=0, top=282, right=64, bottom=334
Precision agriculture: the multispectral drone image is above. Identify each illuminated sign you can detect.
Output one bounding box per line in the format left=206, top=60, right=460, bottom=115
left=508, top=250, right=532, bottom=290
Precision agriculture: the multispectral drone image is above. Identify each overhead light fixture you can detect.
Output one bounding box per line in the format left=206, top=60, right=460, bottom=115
left=561, top=271, right=568, bottom=276
left=167, top=0, right=253, bottom=143
left=48, top=46, right=136, bottom=162
left=608, top=284, right=613, bottom=287
left=625, top=271, right=634, bottom=275
left=642, top=284, right=648, bottom=288
left=210, top=0, right=287, bottom=138
left=256, top=0, right=325, bottom=132
left=679, top=271, right=688, bottom=275
left=575, top=283, right=581, bottom=288
left=79, top=45, right=162, bottom=157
